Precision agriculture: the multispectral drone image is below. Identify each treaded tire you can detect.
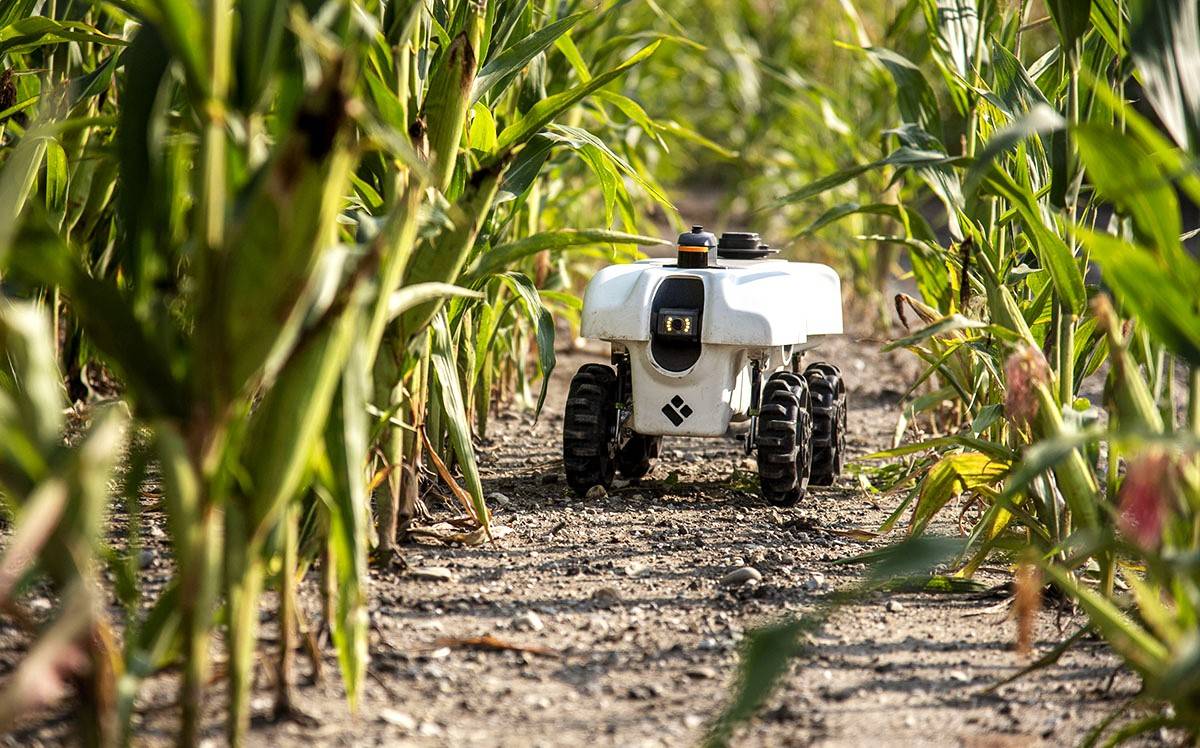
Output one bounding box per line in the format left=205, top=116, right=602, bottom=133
left=805, top=362, right=846, bottom=486
left=755, top=372, right=813, bottom=506
left=563, top=364, right=618, bottom=495
left=614, top=357, right=660, bottom=480
left=617, top=433, right=660, bottom=479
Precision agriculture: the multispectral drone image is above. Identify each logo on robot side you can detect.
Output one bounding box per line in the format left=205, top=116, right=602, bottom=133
left=660, top=395, right=694, bottom=426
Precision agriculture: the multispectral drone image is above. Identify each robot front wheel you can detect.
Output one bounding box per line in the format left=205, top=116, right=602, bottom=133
left=563, top=363, right=661, bottom=495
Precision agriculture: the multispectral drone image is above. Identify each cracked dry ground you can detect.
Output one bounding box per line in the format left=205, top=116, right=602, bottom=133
left=5, top=332, right=1142, bottom=748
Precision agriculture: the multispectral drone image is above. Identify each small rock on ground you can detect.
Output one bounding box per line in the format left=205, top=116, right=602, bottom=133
left=720, top=566, right=762, bottom=587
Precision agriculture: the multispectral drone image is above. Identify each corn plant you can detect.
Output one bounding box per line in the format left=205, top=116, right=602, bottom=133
left=709, top=0, right=1200, bottom=740
left=0, top=304, right=126, bottom=746
left=1, top=0, right=676, bottom=744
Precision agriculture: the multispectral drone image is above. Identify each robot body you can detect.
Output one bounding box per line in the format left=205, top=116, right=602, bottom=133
left=563, top=227, right=849, bottom=505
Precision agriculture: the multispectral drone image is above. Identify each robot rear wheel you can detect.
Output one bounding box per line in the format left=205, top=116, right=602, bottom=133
left=615, top=357, right=661, bottom=480
left=755, top=371, right=814, bottom=506
left=563, top=362, right=660, bottom=495
left=804, top=362, right=847, bottom=486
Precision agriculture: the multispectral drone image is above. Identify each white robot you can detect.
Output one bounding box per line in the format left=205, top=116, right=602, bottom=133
left=563, top=226, right=847, bottom=506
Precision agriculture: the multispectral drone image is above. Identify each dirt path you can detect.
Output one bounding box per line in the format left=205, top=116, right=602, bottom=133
left=242, top=333, right=1136, bottom=747
left=1, top=333, right=1141, bottom=747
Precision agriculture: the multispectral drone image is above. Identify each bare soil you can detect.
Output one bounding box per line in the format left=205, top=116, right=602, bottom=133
left=4, top=331, right=1147, bottom=747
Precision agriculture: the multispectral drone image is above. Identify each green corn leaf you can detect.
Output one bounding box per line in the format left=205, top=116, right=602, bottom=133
left=494, top=41, right=660, bottom=154
left=836, top=535, right=970, bottom=579
left=1089, top=0, right=1127, bottom=54
left=0, top=304, right=65, bottom=456
left=42, top=138, right=67, bottom=217
left=864, top=435, right=1018, bottom=462
left=465, top=228, right=667, bottom=280
left=8, top=226, right=186, bottom=419
left=471, top=10, right=588, bottom=104
left=1073, top=124, right=1187, bottom=265
left=499, top=133, right=554, bottom=200
left=0, top=16, right=129, bottom=56
left=429, top=313, right=488, bottom=526
left=468, top=102, right=498, bottom=153
left=1045, top=0, right=1094, bottom=49
left=492, top=271, right=555, bottom=415
left=654, top=119, right=739, bottom=159
left=241, top=306, right=360, bottom=530
left=964, top=104, right=1064, bottom=197
left=140, top=0, right=207, bottom=98
left=1078, top=229, right=1200, bottom=366
left=989, top=42, right=1053, bottom=116
left=703, top=618, right=807, bottom=748
left=0, top=129, right=47, bottom=263
left=923, top=0, right=981, bottom=79
left=769, top=147, right=965, bottom=208
left=320, top=339, right=371, bottom=711
left=1041, top=563, right=1170, bottom=675
left=1130, top=0, right=1200, bottom=153
left=594, top=90, right=667, bottom=148
left=387, top=282, right=483, bottom=322
left=800, top=202, right=937, bottom=242
left=866, top=47, right=940, bottom=133
left=1124, top=570, right=1184, bottom=647
left=982, top=166, right=1087, bottom=315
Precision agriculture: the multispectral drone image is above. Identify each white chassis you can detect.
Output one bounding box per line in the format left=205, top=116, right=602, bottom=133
left=580, top=257, right=844, bottom=438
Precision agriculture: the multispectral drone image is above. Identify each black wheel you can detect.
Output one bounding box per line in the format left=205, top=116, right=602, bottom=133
left=617, top=433, right=660, bottom=479
left=614, top=355, right=659, bottom=480
left=755, top=371, right=813, bottom=506
left=805, top=362, right=847, bottom=486
left=563, top=364, right=618, bottom=495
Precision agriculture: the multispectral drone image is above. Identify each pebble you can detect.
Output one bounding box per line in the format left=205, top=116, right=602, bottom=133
left=417, top=722, right=442, bottom=737
left=410, top=566, right=456, bottom=583
left=487, top=492, right=512, bottom=507
left=684, top=714, right=706, bottom=729
left=948, top=670, right=970, bottom=683
left=624, top=562, right=649, bottom=578
left=379, top=709, right=417, bottom=730
left=885, top=600, right=905, bottom=613
left=627, top=683, right=661, bottom=700
left=804, top=572, right=826, bottom=591
left=138, top=549, right=155, bottom=569
left=513, top=610, right=545, bottom=632
left=685, top=666, right=717, bottom=680
left=586, top=485, right=608, bottom=499
left=592, top=587, right=621, bottom=607
left=720, top=567, right=762, bottom=587
left=612, top=478, right=630, bottom=489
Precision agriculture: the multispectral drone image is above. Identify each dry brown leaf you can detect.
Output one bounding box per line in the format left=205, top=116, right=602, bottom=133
left=432, top=634, right=558, bottom=657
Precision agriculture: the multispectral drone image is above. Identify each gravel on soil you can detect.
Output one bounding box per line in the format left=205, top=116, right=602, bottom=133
left=1, top=332, right=1148, bottom=747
